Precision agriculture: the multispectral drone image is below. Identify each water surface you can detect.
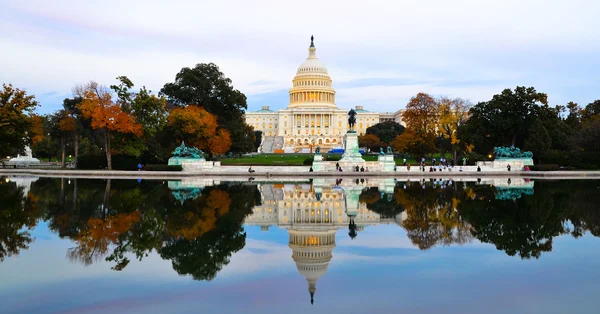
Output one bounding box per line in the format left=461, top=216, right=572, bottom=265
left=1, top=176, right=599, bottom=314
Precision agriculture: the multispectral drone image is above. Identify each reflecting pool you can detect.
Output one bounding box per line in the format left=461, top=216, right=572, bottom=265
left=1, top=176, right=600, bottom=314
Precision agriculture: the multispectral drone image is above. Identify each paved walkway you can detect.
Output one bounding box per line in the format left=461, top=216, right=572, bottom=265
left=1, top=167, right=600, bottom=180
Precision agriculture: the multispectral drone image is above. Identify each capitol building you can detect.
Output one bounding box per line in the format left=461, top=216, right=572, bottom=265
left=244, top=37, right=406, bottom=153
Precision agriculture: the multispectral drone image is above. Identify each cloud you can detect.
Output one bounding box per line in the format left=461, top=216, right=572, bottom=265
left=1, top=0, right=599, bottom=114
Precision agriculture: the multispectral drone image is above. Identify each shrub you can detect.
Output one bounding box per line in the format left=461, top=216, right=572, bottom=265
left=303, top=157, right=314, bottom=165
left=77, top=154, right=139, bottom=170
left=530, top=164, right=560, bottom=171
left=77, top=154, right=106, bottom=169
left=326, top=154, right=342, bottom=161
left=144, top=164, right=182, bottom=171
left=540, top=150, right=600, bottom=170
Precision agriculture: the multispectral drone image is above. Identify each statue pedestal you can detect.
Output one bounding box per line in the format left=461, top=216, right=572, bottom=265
left=378, top=155, right=395, bottom=172
left=339, top=132, right=365, bottom=168
left=312, top=154, right=325, bottom=171
left=168, top=157, right=220, bottom=172
left=477, top=158, right=533, bottom=169
left=6, top=146, right=40, bottom=166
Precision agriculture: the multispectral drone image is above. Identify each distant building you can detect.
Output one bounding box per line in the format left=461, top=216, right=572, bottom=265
left=244, top=37, right=405, bottom=153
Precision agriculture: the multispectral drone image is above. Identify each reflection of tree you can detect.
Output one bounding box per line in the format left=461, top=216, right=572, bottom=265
left=68, top=211, right=140, bottom=265
left=360, top=187, right=404, bottom=218
left=0, top=180, right=40, bottom=261
left=67, top=179, right=143, bottom=265
left=395, top=184, right=471, bottom=250
left=457, top=184, right=566, bottom=259
left=159, top=184, right=258, bottom=281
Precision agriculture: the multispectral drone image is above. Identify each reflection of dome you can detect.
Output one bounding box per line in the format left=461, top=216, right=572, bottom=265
left=288, top=229, right=336, bottom=305
left=288, top=36, right=337, bottom=109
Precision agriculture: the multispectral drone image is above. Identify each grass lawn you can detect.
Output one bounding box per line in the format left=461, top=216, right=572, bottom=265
left=218, top=154, right=447, bottom=166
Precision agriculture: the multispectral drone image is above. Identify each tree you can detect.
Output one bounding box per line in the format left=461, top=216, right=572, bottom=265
left=582, top=99, right=600, bottom=120
left=565, top=101, right=582, bottom=128
left=55, top=111, right=76, bottom=168
left=436, top=97, right=472, bottom=161
left=402, top=93, right=438, bottom=135
left=460, top=86, right=548, bottom=155
left=358, top=134, right=381, bottom=151
left=0, top=83, right=40, bottom=157
left=132, top=86, right=167, bottom=138
left=576, top=117, right=600, bottom=152
left=62, top=97, right=85, bottom=167
left=167, top=105, right=231, bottom=158
left=524, top=118, right=552, bottom=163
left=366, top=121, right=405, bottom=144
left=161, top=63, right=254, bottom=153
left=77, top=81, right=143, bottom=170
left=391, top=129, right=435, bottom=158
left=253, top=130, right=263, bottom=152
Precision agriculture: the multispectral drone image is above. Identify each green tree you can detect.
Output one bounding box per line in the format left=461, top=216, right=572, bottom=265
left=565, top=101, right=582, bottom=128
left=253, top=130, right=262, bottom=151
left=161, top=63, right=254, bottom=153
left=524, top=118, right=552, bottom=163
left=0, top=84, right=40, bottom=157
left=576, top=117, right=600, bottom=152
left=366, top=121, right=405, bottom=144
left=460, top=86, right=548, bottom=155
left=582, top=99, right=600, bottom=120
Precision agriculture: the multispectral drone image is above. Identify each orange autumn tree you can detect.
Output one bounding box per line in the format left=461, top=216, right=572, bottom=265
left=76, top=82, right=143, bottom=169
left=167, top=189, right=231, bottom=240
left=68, top=211, right=141, bottom=265
left=57, top=113, right=76, bottom=168
left=167, top=105, right=231, bottom=157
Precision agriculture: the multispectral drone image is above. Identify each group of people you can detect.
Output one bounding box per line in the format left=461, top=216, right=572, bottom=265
left=333, top=162, right=369, bottom=172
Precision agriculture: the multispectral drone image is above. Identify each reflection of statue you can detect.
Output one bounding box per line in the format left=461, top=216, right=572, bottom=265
left=315, top=146, right=321, bottom=154
left=348, top=109, right=357, bottom=131
left=386, top=146, right=393, bottom=155
left=379, top=147, right=385, bottom=155
left=493, top=146, right=533, bottom=159
left=172, top=141, right=204, bottom=159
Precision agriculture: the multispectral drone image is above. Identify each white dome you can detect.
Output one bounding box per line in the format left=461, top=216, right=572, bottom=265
left=295, top=36, right=329, bottom=75
left=296, top=47, right=329, bottom=75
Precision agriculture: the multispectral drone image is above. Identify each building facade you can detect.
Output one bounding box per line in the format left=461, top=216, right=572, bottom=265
left=244, top=37, right=405, bottom=153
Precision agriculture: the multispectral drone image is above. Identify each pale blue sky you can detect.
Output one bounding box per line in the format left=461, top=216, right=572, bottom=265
left=1, top=0, right=599, bottom=115
left=2, top=223, right=600, bottom=314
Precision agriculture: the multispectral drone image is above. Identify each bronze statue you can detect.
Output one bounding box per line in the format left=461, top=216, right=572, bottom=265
left=315, top=146, right=321, bottom=154
left=348, top=109, right=357, bottom=131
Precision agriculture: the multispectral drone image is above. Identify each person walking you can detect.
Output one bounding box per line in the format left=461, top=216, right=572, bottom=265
left=403, top=158, right=407, bottom=166
left=336, top=162, right=340, bottom=171
left=407, top=164, right=411, bottom=171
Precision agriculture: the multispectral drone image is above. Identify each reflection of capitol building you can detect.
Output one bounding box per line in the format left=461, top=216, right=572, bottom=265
left=244, top=37, right=406, bottom=153
left=165, top=176, right=534, bottom=303
left=244, top=179, right=405, bottom=304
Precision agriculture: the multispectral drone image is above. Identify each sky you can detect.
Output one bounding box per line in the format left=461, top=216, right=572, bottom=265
left=2, top=222, right=600, bottom=314
left=1, top=0, right=599, bottom=115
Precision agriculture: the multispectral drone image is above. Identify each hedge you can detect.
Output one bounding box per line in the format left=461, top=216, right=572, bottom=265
left=530, top=164, right=560, bottom=171
left=303, top=157, right=314, bottom=165
left=144, top=164, right=182, bottom=171
left=326, top=154, right=342, bottom=161
left=77, top=154, right=140, bottom=170
left=539, top=150, right=600, bottom=170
